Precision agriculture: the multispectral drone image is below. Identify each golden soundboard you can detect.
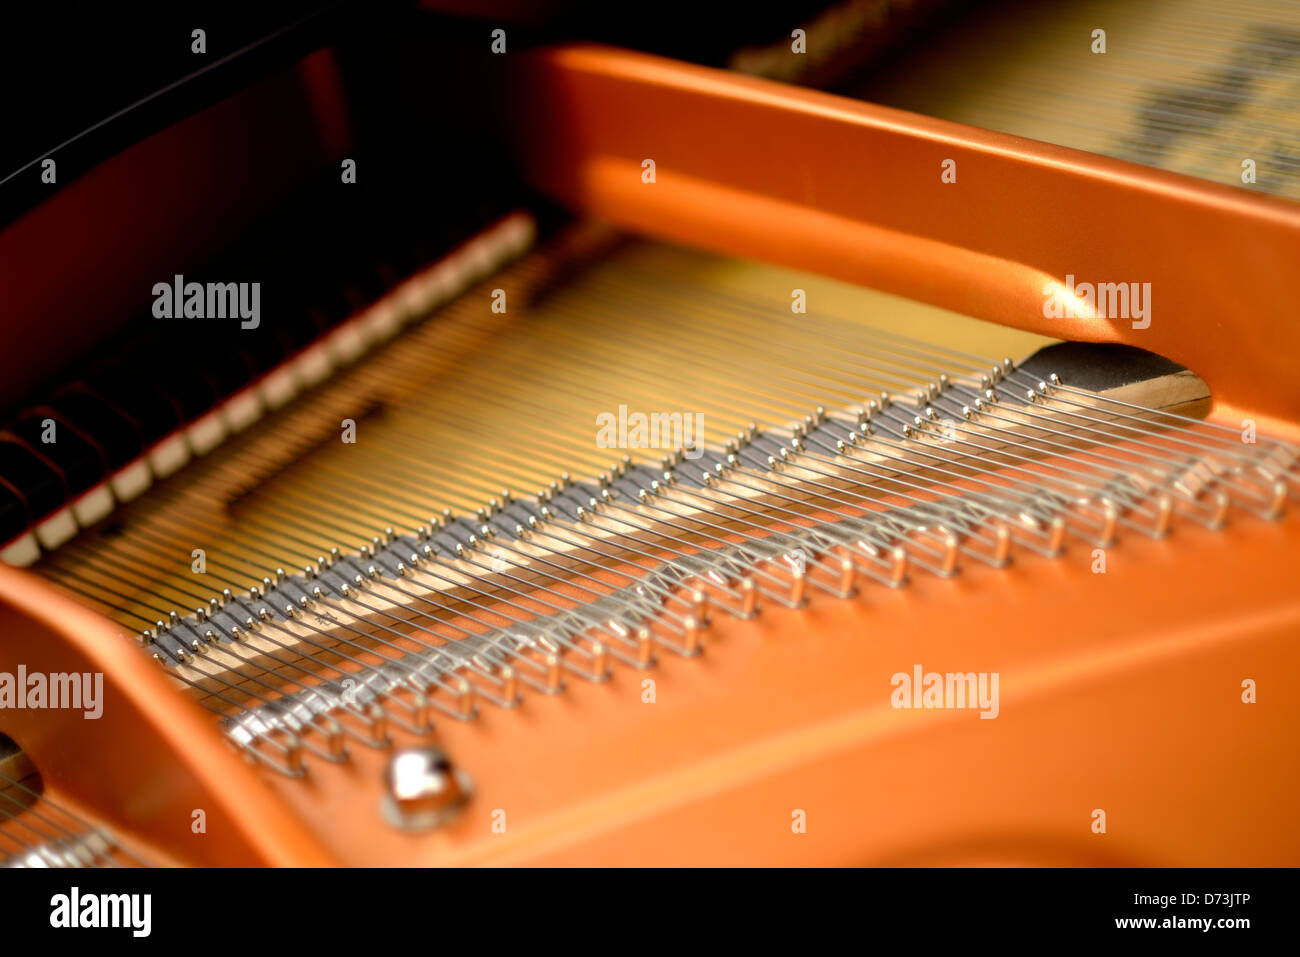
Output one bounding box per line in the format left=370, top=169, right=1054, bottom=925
left=0, top=0, right=1296, bottom=869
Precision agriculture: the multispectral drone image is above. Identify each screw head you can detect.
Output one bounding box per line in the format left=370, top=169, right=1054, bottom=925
left=381, top=747, right=472, bottom=831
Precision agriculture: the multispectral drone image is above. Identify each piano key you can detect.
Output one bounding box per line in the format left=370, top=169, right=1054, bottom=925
left=0, top=437, right=68, bottom=517
left=0, top=482, right=32, bottom=546
left=47, top=388, right=143, bottom=469
left=10, top=411, right=105, bottom=495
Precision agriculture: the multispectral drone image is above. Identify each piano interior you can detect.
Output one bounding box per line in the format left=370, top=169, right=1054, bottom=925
left=0, top=0, right=1297, bottom=869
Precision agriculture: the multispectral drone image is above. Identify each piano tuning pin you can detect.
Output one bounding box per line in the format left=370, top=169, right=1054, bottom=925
left=283, top=734, right=305, bottom=776
left=1267, top=480, right=1287, bottom=519
left=410, top=692, right=432, bottom=734
left=635, top=627, right=656, bottom=668
left=499, top=665, right=520, bottom=706
left=456, top=678, right=476, bottom=719
left=790, top=564, right=807, bottom=605
left=992, top=522, right=1012, bottom=567
left=368, top=704, right=390, bottom=746
left=739, top=577, right=758, bottom=618
left=889, top=546, right=908, bottom=587
left=359, top=544, right=371, bottom=560
left=544, top=653, right=564, bottom=694
left=682, top=615, right=703, bottom=655
left=1026, top=389, right=1039, bottom=403
left=692, top=588, right=710, bottom=625
left=323, top=718, right=346, bottom=759
left=140, top=629, right=154, bottom=646
left=1037, top=381, right=1049, bottom=393
left=590, top=642, right=611, bottom=681
left=1047, top=516, right=1067, bottom=555
left=1154, top=494, right=1173, bottom=537
left=839, top=550, right=857, bottom=596
left=980, top=375, right=991, bottom=390
left=1210, top=491, right=1230, bottom=529
left=1098, top=500, right=1118, bottom=546
left=939, top=531, right=959, bottom=576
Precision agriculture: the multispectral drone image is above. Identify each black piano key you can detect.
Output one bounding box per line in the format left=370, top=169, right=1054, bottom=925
left=0, top=482, right=31, bottom=543
left=135, top=339, right=217, bottom=422
left=235, top=325, right=288, bottom=377
left=0, top=438, right=69, bottom=517
left=276, top=305, right=328, bottom=354
left=10, top=412, right=105, bottom=495
left=47, top=388, right=143, bottom=470
left=83, top=368, right=181, bottom=445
